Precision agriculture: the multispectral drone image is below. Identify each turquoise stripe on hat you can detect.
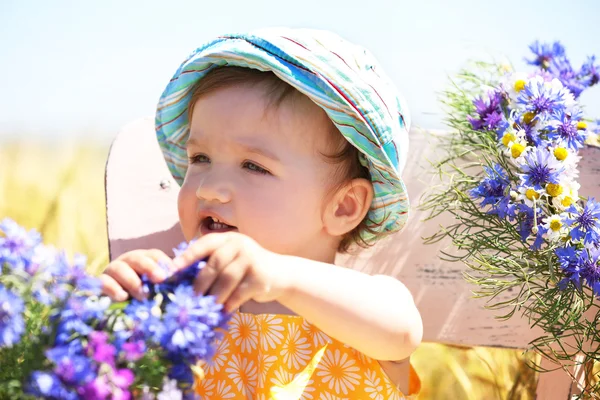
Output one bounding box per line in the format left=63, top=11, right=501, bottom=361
left=156, top=28, right=411, bottom=241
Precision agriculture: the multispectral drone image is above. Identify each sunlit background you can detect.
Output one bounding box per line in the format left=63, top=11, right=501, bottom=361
left=2, top=0, right=599, bottom=398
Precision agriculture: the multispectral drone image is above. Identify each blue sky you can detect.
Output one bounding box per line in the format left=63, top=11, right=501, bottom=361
left=1, top=0, right=599, bottom=141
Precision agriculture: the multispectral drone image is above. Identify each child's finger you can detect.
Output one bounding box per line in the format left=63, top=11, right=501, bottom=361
left=99, top=274, right=129, bottom=302
left=145, top=249, right=176, bottom=273
left=103, top=260, right=145, bottom=300
left=195, top=243, right=239, bottom=295
left=206, top=259, right=248, bottom=304
left=223, top=280, right=255, bottom=313
left=173, top=233, right=230, bottom=270
left=119, top=252, right=168, bottom=282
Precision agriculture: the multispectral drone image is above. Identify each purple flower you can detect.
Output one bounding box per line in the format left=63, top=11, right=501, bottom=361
left=581, top=245, right=600, bottom=296
left=0, top=284, right=25, bottom=347
left=78, top=375, right=112, bottom=400
left=88, top=331, right=117, bottom=367
left=78, top=368, right=134, bottom=400
left=121, top=340, right=146, bottom=361
left=547, top=109, right=588, bottom=151
left=520, top=147, right=564, bottom=190
left=565, top=199, right=600, bottom=244
left=46, top=345, right=95, bottom=386
left=468, top=90, right=505, bottom=131
left=26, top=371, right=78, bottom=400
left=526, top=41, right=566, bottom=69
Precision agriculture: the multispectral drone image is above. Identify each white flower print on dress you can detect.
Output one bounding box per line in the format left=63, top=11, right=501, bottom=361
left=257, top=314, right=284, bottom=350
left=194, top=378, right=215, bottom=399
left=280, top=323, right=312, bottom=371
left=204, top=339, right=230, bottom=375
left=385, top=379, right=403, bottom=400
left=258, top=354, right=278, bottom=387
left=301, top=318, right=331, bottom=347
left=270, top=366, right=315, bottom=400
left=318, top=392, right=348, bottom=400
left=316, top=348, right=361, bottom=395
left=212, top=380, right=236, bottom=400
left=225, top=354, right=258, bottom=398
left=364, top=369, right=384, bottom=400
left=229, top=312, right=259, bottom=354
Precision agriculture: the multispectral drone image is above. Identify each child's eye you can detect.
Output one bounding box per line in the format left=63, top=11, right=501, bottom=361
left=188, top=154, right=210, bottom=164
left=243, top=161, right=270, bottom=175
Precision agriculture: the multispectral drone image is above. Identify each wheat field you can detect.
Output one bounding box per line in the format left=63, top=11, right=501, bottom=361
left=0, top=140, right=539, bottom=399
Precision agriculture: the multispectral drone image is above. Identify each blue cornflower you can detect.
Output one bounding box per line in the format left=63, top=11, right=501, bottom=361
left=0, top=218, right=41, bottom=272
left=555, top=246, right=583, bottom=290
left=468, top=90, right=505, bottom=131
left=173, top=240, right=195, bottom=257
left=565, top=199, right=600, bottom=244
left=516, top=76, right=567, bottom=116
left=581, top=245, right=600, bottom=296
left=520, top=147, right=564, bottom=190
left=125, top=298, right=165, bottom=344
left=516, top=204, right=545, bottom=249
left=579, top=56, right=600, bottom=88
left=547, top=109, right=588, bottom=151
left=52, top=295, right=109, bottom=346
left=46, top=345, right=95, bottom=386
left=0, top=284, right=25, bottom=347
left=526, top=41, right=566, bottom=69
left=548, top=57, right=587, bottom=98
left=26, top=371, right=78, bottom=400
left=471, top=164, right=512, bottom=216
left=161, top=285, right=226, bottom=361
left=167, top=355, right=195, bottom=386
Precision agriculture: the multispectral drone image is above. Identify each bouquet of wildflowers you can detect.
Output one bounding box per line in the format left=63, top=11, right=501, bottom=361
left=0, top=218, right=230, bottom=399
left=421, top=41, right=600, bottom=394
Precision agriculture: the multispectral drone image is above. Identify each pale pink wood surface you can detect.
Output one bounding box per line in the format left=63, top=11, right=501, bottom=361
left=106, top=118, right=600, bottom=399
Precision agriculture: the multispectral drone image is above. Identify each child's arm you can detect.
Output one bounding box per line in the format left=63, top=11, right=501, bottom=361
left=276, top=255, right=422, bottom=361
left=173, top=232, right=423, bottom=362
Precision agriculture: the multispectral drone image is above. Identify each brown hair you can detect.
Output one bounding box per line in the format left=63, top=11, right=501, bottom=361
left=187, top=66, right=381, bottom=253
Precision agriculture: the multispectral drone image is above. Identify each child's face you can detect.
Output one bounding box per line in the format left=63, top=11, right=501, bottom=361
left=178, top=84, right=342, bottom=260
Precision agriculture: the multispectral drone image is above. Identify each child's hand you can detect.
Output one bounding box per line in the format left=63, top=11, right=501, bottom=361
left=172, top=232, right=289, bottom=312
left=99, top=249, right=175, bottom=302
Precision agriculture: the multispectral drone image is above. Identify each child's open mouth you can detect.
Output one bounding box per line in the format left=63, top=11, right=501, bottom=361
left=200, top=216, right=238, bottom=235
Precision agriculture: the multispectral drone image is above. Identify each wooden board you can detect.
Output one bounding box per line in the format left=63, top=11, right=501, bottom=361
left=106, top=118, right=600, bottom=399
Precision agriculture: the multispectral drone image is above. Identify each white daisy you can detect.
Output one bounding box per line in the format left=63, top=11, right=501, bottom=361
left=552, top=181, right=580, bottom=211
left=542, top=214, right=567, bottom=242
left=502, top=71, right=529, bottom=103
left=517, top=185, right=542, bottom=208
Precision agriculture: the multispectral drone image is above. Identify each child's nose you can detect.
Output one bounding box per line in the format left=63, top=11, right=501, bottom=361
left=195, top=175, right=232, bottom=204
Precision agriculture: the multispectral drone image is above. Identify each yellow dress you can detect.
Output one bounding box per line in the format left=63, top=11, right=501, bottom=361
left=194, top=312, right=420, bottom=399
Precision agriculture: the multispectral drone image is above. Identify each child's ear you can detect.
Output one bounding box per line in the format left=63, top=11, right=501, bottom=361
left=323, top=178, right=374, bottom=237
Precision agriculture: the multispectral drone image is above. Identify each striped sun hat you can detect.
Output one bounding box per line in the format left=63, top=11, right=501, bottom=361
left=155, top=28, right=411, bottom=241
